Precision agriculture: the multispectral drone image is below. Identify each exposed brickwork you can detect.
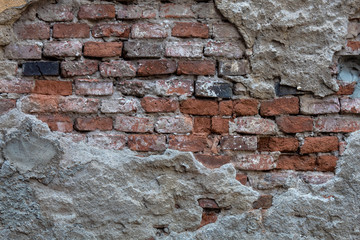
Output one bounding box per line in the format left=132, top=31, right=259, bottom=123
left=300, top=136, right=339, bottom=154
left=260, top=97, right=299, bottom=116
left=84, top=42, right=123, bottom=58
left=53, top=23, right=90, bottom=38
left=4, top=0, right=355, bottom=186
left=172, top=22, right=209, bottom=38
left=33, top=80, right=72, bottom=96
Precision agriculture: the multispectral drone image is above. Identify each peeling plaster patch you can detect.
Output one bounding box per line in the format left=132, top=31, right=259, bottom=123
left=215, top=0, right=360, bottom=97
left=0, top=0, right=27, bottom=13
left=3, top=134, right=57, bottom=173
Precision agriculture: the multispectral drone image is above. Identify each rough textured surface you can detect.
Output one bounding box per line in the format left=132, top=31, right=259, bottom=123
left=1, top=110, right=360, bottom=239
left=0, top=110, right=258, bottom=239
left=1, top=0, right=360, bottom=239
left=215, top=0, right=360, bottom=97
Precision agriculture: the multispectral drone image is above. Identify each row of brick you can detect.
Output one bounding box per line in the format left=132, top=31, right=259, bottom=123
left=13, top=99, right=357, bottom=135
left=8, top=92, right=360, bottom=116
left=35, top=3, right=221, bottom=23
left=18, top=59, right=246, bottom=77
left=30, top=129, right=337, bottom=172
left=16, top=21, right=234, bottom=40
left=6, top=39, right=243, bottom=61
left=196, top=153, right=337, bottom=172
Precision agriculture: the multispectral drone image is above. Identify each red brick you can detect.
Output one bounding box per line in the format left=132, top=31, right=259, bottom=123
left=0, top=79, right=34, bottom=94
left=220, top=136, right=257, bottom=151
left=21, top=95, right=60, bottom=113
left=300, top=136, right=338, bottom=154
left=300, top=95, right=340, bottom=115
left=340, top=98, right=360, bottom=113
left=75, top=117, right=113, bottom=131
left=211, top=117, right=229, bottom=134
left=233, top=117, right=277, bottom=135
left=100, top=61, right=137, bottom=78
left=100, top=97, right=138, bottom=114
left=141, top=97, right=178, bottom=113
left=260, top=97, right=299, bottom=116
left=276, top=155, right=316, bottom=171
left=347, top=40, right=360, bottom=51
left=53, top=23, right=90, bottom=38
left=235, top=173, right=247, bottom=185
left=38, top=114, right=73, bottom=133
left=336, top=81, right=356, bottom=95
left=160, top=4, right=194, bottom=18
left=177, top=60, right=216, bottom=75
left=61, top=60, right=99, bottom=77
left=92, top=23, right=130, bottom=38
left=233, top=154, right=277, bottom=170
left=87, top=133, right=127, bottom=150
left=172, top=22, right=209, bottom=38
left=59, top=97, right=99, bottom=113
left=75, top=79, right=113, bottom=96
left=165, top=42, right=203, bottom=58
left=78, top=4, right=115, bottom=20
left=169, top=135, right=207, bottom=152
left=4, top=44, right=41, bottom=60
left=155, top=116, right=192, bottom=133
left=315, top=116, right=360, bottom=133
left=131, top=23, right=168, bottom=39
left=276, top=116, right=313, bottom=133
left=195, top=154, right=231, bottom=169
left=32, top=80, right=72, bottom=96
left=43, top=41, right=82, bottom=58
left=194, top=117, right=211, bottom=134
left=199, top=212, right=217, bottom=228
left=156, top=79, right=194, bottom=97
left=37, top=4, right=74, bottom=22
left=253, top=195, right=273, bottom=209
left=204, top=41, right=244, bottom=59
left=316, top=155, right=337, bottom=172
left=258, top=137, right=298, bottom=152
left=0, top=99, right=16, bottom=114
left=84, top=42, right=123, bottom=58
left=137, top=60, right=176, bottom=76
left=219, top=101, right=233, bottom=115
left=198, top=199, right=219, bottom=209
left=180, top=99, right=219, bottom=116
left=128, top=135, right=166, bottom=151
left=14, top=22, right=50, bottom=40
left=115, top=116, right=154, bottom=133
left=233, top=99, right=258, bottom=116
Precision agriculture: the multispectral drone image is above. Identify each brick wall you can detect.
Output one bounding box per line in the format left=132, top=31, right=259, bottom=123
left=1, top=0, right=359, bottom=193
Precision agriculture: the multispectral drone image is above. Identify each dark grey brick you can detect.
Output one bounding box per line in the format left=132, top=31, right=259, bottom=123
left=23, top=62, right=59, bottom=76
left=275, top=82, right=304, bottom=96
left=124, top=41, right=163, bottom=59
left=196, top=77, right=232, bottom=98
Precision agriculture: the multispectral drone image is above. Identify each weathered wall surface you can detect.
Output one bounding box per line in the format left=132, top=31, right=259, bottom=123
left=215, top=0, right=360, bottom=97
left=0, top=0, right=360, bottom=239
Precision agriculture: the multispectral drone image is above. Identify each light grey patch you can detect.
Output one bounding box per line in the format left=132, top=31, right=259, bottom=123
left=3, top=134, right=57, bottom=173
left=215, top=0, right=360, bottom=97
